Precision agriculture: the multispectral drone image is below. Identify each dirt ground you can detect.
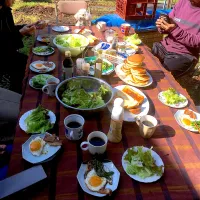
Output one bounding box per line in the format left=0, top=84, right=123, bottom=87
left=12, top=5, right=200, bottom=105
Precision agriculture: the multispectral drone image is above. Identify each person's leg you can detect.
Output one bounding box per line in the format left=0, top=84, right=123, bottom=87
left=163, top=53, right=194, bottom=77
left=152, top=42, right=168, bottom=64
left=9, top=52, right=28, bottom=94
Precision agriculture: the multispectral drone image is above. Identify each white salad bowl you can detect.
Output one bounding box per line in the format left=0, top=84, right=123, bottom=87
left=53, top=34, right=89, bottom=57
left=55, top=76, right=114, bottom=112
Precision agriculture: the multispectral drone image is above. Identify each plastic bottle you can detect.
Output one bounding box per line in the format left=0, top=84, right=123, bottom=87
left=107, top=98, right=124, bottom=143
left=63, top=51, right=73, bottom=79
left=94, top=54, right=103, bottom=79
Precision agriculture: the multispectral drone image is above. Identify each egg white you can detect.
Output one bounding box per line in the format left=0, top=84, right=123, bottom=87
left=29, top=137, right=46, bottom=156
left=180, top=114, right=195, bottom=128
left=85, top=169, right=107, bottom=192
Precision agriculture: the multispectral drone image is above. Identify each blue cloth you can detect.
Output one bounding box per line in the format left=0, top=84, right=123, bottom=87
left=92, top=9, right=171, bottom=32
left=0, top=144, right=13, bottom=180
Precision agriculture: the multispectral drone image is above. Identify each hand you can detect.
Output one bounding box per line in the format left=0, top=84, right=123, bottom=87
left=19, top=24, right=36, bottom=36
left=156, top=18, right=176, bottom=32
left=34, top=20, right=48, bottom=29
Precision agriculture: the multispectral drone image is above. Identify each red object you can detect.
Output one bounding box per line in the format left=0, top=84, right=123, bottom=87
left=116, top=0, right=158, bottom=20
left=120, top=23, right=131, bottom=36
left=8, top=26, right=200, bottom=200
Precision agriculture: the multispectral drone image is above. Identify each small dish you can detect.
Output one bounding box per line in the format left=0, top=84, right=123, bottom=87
left=122, top=146, right=164, bottom=183
left=158, top=91, right=188, bottom=108
left=77, top=161, right=120, bottom=197
left=29, top=60, right=56, bottom=73
left=32, top=46, right=54, bottom=56
left=29, top=74, right=54, bottom=89
left=19, top=109, right=56, bottom=133
left=174, top=109, right=200, bottom=132
left=22, top=133, right=61, bottom=164
left=37, top=34, right=50, bottom=43
left=52, top=26, right=69, bottom=32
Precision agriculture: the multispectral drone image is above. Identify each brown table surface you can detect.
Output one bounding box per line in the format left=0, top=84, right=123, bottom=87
left=7, top=26, right=200, bottom=200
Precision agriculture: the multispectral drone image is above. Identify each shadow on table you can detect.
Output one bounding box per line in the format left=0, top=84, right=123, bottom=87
left=153, top=125, right=176, bottom=138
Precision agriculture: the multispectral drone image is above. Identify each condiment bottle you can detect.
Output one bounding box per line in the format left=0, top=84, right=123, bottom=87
left=111, top=34, right=118, bottom=49
left=94, top=54, right=103, bottom=79
left=63, top=51, right=74, bottom=79
left=107, top=98, right=124, bottom=143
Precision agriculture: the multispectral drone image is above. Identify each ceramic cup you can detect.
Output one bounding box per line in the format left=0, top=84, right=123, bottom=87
left=64, top=114, right=85, bottom=140
left=96, top=21, right=106, bottom=32
left=80, top=131, right=108, bottom=154
left=42, top=77, right=60, bottom=97
left=136, top=115, right=158, bottom=139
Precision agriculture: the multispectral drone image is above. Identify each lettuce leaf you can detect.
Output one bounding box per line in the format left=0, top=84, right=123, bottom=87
left=32, top=75, right=53, bottom=88
left=25, top=105, right=54, bottom=133
left=124, top=33, right=142, bottom=45
left=124, top=147, right=163, bottom=179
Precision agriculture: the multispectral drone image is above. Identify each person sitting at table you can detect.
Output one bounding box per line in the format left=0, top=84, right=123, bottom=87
left=0, top=0, right=47, bottom=94
left=152, top=0, right=200, bottom=77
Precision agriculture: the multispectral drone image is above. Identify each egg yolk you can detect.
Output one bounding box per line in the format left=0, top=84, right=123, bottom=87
left=36, top=63, right=43, bottom=68
left=182, top=118, right=191, bottom=126
left=30, top=141, right=41, bottom=151
left=89, top=176, right=102, bottom=187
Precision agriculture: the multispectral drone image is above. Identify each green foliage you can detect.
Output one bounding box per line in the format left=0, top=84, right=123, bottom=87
left=19, top=35, right=34, bottom=55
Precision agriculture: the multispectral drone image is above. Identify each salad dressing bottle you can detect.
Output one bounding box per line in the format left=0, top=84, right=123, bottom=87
left=107, top=98, right=124, bottom=143
left=94, top=54, right=103, bottom=79
left=63, top=51, right=74, bottom=80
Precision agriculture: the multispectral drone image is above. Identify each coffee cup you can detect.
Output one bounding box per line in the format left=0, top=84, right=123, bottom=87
left=80, top=131, right=108, bottom=154
left=64, top=114, right=85, bottom=140
left=136, top=115, right=158, bottom=138
left=96, top=21, right=106, bottom=32
left=42, top=77, right=60, bottom=97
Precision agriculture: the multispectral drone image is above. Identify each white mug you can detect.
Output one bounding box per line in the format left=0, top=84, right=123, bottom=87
left=80, top=131, right=108, bottom=154
left=42, top=77, right=60, bottom=97
left=136, top=115, right=158, bottom=138
left=64, top=114, right=85, bottom=140
left=96, top=21, right=106, bottom=32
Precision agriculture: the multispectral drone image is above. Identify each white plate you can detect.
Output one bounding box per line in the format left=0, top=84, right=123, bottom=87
left=37, top=34, right=50, bottom=43
left=19, top=109, right=56, bottom=133
left=32, top=46, right=54, bottom=56
left=29, top=74, right=54, bottom=90
left=52, top=26, right=69, bottom=32
left=89, top=59, right=114, bottom=76
left=115, top=63, right=153, bottom=88
left=122, top=146, right=164, bottom=183
left=77, top=161, right=120, bottom=197
left=22, top=133, right=61, bottom=164
left=107, top=85, right=149, bottom=122
left=158, top=91, right=188, bottom=108
left=29, top=60, right=56, bottom=73
left=74, top=28, right=92, bottom=35
left=174, top=109, right=200, bottom=132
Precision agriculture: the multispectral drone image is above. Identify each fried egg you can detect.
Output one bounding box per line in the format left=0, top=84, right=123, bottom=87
left=85, top=169, right=107, bottom=192
left=180, top=114, right=195, bottom=128
left=29, top=137, right=46, bottom=156
left=32, top=63, right=47, bottom=70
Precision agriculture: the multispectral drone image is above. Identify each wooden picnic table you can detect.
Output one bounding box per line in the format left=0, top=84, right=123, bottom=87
left=7, top=26, right=200, bottom=200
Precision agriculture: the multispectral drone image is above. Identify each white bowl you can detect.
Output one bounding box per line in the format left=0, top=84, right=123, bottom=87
left=53, top=34, right=89, bottom=57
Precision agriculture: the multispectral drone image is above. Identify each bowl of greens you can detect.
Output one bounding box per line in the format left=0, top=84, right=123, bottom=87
left=53, top=34, right=89, bottom=57
left=55, top=76, right=114, bottom=111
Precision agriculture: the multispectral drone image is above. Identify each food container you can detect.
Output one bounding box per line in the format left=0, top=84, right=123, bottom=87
left=121, top=23, right=131, bottom=36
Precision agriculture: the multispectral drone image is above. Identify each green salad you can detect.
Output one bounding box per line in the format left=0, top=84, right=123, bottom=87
left=33, top=46, right=54, bottom=53
left=124, top=33, right=142, bottom=45
left=25, top=105, right=54, bottom=133
left=124, top=147, right=163, bottom=179
left=61, top=79, right=109, bottom=109
left=55, top=34, right=88, bottom=48
left=162, top=88, right=186, bottom=105
left=191, top=120, right=200, bottom=132
left=84, top=57, right=114, bottom=72
left=32, top=75, right=53, bottom=88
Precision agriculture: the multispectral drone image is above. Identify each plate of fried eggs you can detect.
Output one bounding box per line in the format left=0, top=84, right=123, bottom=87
left=77, top=160, right=120, bottom=197
left=22, top=133, right=61, bottom=164
left=30, top=60, right=56, bottom=73
left=174, top=109, right=200, bottom=132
